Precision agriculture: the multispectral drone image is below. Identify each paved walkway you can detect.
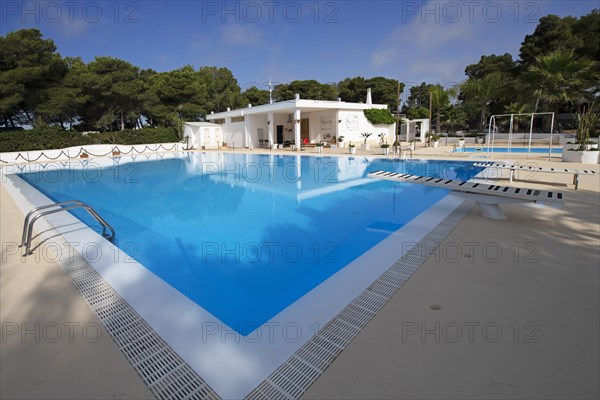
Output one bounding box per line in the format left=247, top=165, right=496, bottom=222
left=1, top=184, right=153, bottom=399
left=1, top=149, right=598, bottom=399
left=303, top=177, right=600, bottom=399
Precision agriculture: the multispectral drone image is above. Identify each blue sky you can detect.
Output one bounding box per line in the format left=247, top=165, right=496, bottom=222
left=1, top=0, right=597, bottom=92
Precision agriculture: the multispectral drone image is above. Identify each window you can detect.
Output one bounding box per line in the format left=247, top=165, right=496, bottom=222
left=213, top=118, right=225, bottom=124
left=231, top=116, right=245, bottom=123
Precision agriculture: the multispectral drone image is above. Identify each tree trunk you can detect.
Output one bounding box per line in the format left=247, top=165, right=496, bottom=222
left=120, top=111, right=125, bottom=131
left=23, top=110, right=34, bottom=127
left=436, top=109, right=441, bottom=134
left=480, top=105, right=486, bottom=133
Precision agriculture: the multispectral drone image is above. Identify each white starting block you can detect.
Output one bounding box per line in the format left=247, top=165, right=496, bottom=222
left=368, top=170, right=565, bottom=220
left=474, top=162, right=597, bottom=190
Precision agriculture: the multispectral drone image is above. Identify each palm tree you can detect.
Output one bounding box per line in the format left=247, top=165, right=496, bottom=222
left=503, top=102, right=530, bottom=132
left=525, top=51, right=595, bottom=114
left=460, top=72, right=503, bottom=132
left=429, top=85, right=449, bottom=134
left=445, top=105, right=466, bottom=134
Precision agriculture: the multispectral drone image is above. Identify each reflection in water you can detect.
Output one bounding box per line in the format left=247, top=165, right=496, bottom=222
left=18, top=153, right=481, bottom=334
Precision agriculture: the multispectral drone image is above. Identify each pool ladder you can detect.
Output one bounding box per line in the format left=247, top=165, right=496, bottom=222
left=20, top=200, right=116, bottom=256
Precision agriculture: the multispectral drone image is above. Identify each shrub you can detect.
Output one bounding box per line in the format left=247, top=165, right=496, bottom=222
left=364, top=108, right=395, bottom=125
left=0, top=127, right=179, bottom=152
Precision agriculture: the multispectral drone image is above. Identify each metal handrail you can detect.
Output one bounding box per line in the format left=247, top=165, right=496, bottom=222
left=401, top=146, right=413, bottom=159
left=21, top=200, right=84, bottom=247
left=20, top=201, right=115, bottom=256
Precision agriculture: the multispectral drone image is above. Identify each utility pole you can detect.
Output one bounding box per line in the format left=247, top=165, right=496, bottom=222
left=428, top=90, right=433, bottom=131
left=396, top=80, right=401, bottom=146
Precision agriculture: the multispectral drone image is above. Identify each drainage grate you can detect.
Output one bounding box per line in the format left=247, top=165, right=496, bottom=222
left=56, top=252, right=219, bottom=400
left=51, top=200, right=471, bottom=400
left=245, top=202, right=473, bottom=400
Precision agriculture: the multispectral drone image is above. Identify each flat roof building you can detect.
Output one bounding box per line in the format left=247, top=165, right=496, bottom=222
left=203, top=90, right=396, bottom=149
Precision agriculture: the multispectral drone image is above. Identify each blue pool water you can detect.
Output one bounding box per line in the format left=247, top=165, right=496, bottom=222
left=19, top=154, right=482, bottom=334
left=454, top=147, right=562, bottom=154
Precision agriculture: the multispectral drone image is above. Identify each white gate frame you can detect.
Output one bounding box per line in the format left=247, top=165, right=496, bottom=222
left=487, top=112, right=555, bottom=161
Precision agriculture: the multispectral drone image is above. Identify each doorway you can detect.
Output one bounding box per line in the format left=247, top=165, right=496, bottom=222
left=301, top=118, right=310, bottom=143
left=276, top=125, right=283, bottom=144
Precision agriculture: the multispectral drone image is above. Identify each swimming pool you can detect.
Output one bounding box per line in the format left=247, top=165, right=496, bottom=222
left=453, top=146, right=562, bottom=154
left=9, top=153, right=483, bottom=397
left=17, top=154, right=480, bottom=334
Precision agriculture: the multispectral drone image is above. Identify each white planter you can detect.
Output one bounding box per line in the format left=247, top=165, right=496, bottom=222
left=563, top=143, right=579, bottom=151
left=433, top=141, right=439, bottom=148
left=272, top=144, right=278, bottom=150
left=458, top=139, right=465, bottom=147
left=349, top=147, right=356, bottom=154
left=316, top=146, right=323, bottom=153
left=562, top=150, right=600, bottom=164
left=338, top=142, right=346, bottom=148
left=409, top=143, right=415, bottom=151
left=361, top=143, right=370, bottom=150
left=381, top=147, right=390, bottom=155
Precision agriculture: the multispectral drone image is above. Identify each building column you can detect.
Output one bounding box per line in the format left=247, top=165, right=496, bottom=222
left=335, top=111, right=341, bottom=142
left=295, top=154, right=302, bottom=190
left=268, top=111, right=274, bottom=147
left=243, top=114, right=250, bottom=148
left=294, top=108, right=301, bottom=150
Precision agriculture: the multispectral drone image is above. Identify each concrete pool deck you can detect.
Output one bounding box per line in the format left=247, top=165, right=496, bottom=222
left=1, top=147, right=598, bottom=399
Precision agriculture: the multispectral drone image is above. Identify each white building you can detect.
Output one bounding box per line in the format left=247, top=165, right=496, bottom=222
left=182, top=122, right=223, bottom=150
left=401, top=118, right=430, bottom=143
left=203, top=90, right=396, bottom=149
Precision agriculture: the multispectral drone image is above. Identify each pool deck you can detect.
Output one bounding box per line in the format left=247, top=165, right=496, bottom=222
left=1, top=144, right=598, bottom=399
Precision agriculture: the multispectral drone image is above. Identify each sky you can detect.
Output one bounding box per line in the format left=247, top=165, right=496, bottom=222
left=1, top=0, right=598, bottom=94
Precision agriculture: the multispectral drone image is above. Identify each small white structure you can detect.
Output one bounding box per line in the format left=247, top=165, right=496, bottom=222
left=183, top=122, right=223, bottom=149
left=203, top=92, right=396, bottom=149
left=401, top=118, right=430, bottom=143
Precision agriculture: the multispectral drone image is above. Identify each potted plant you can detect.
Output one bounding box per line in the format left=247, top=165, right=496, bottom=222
left=431, top=134, right=440, bottom=148
left=425, top=131, right=432, bottom=146
left=458, top=137, right=465, bottom=147
left=348, top=142, right=356, bottom=154
left=562, top=102, right=600, bottom=164
left=409, top=140, right=416, bottom=151
left=338, top=135, right=345, bottom=148
left=380, top=142, right=390, bottom=155
left=315, top=142, right=324, bottom=153
left=360, top=132, right=372, bottom=150
left=393, top=140, right=400, bottom=154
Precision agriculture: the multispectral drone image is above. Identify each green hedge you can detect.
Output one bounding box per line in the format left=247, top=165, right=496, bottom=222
left=0, top=127, right=179, bottom=152
left=364, top=108, right=395, bottom=125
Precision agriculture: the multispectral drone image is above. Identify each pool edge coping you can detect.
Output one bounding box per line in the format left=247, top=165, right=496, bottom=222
left=1, top=155, right=484, bottom=399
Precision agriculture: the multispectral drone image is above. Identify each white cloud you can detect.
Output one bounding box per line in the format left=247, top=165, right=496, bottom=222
left=220, top=24, right=263, bottom=46
left=54, top=18, right=90, bottom=37
left=371, top=47, right=400, bottom=69
left=404, top=56, right=472, bottom=86
left=370, top=17, right=476, bottom=69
